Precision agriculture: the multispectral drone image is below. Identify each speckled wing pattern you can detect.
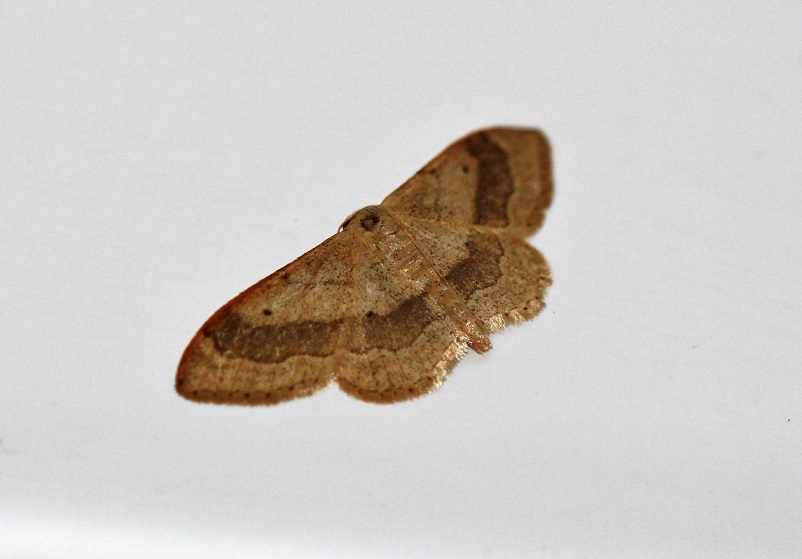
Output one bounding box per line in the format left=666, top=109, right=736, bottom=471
left=176, top=127, right=553, bottom=405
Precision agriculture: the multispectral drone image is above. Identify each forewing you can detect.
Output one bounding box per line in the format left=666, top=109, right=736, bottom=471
left=176, top=231, right=359, bottom=405
left=176, top=223, right=471, bottom=405
left=381, top=127, right=553, bottom=237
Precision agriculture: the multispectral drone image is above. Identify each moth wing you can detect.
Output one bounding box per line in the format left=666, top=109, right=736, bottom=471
left=176, top=231, right=358, bottom=405
left=335, top=289, right=470, bottom=404
left=401, top=217, right=551, bottom=334
left=177, top=225, right=471, bottom=405
left=381, top=127, right=553, bottom=237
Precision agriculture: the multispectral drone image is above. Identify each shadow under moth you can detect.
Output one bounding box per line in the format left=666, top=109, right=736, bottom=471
left=176, top=127, right=553, bottom=405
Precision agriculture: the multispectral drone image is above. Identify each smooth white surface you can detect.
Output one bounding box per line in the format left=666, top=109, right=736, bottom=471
left=2, top=2, right=801, bottom=557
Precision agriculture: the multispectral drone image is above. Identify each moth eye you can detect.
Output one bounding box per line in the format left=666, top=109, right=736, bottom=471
left=365, top=310, right=375, bottom=319
left=360, top=214, right=380, bottom=231
left=262, top=308, right=272, bottom=316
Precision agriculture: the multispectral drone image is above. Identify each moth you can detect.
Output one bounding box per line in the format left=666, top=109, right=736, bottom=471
left=176, top=127, right=552, bottom=405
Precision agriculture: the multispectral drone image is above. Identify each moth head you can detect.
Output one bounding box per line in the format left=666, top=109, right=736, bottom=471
left=339, top=206, right=386, bottom=233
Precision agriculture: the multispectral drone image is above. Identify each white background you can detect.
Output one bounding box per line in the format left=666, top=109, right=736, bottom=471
left=2, top=2, right=801, bottom=558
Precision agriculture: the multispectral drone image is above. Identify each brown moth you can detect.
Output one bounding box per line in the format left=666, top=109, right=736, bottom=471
left=176, top=127, right=553, bottom=405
